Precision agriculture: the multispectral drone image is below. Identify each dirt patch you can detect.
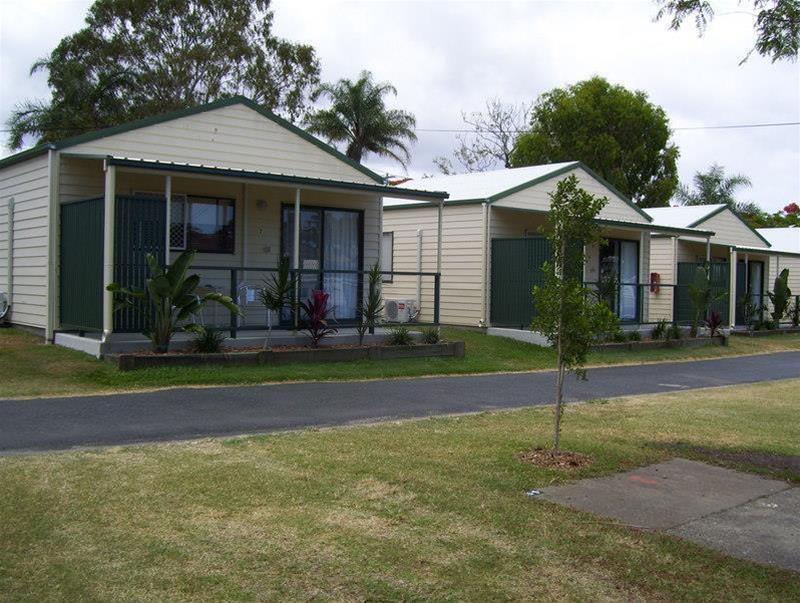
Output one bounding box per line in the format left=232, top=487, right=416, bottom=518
left=651, top=442, right=800, bottom=477
left=518, top=448, right=593, bottom=469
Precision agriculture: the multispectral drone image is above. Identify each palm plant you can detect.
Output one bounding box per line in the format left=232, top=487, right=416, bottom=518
left=304, top=70, right=417, bottom=167
left=356, top=263, right=384, bottom=345
left=259, top=255, right=297, bottom=350
left=687, top=263, right=726, bottom=337
left=767, top=268, right=792, bottom=327
left=107, top=250, right=240, bottom=353
left=675, top=164, right=752, bottom=211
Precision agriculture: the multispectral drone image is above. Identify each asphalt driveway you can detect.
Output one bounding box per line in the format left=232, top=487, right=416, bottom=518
left=1, top=351, right=798, bottom=453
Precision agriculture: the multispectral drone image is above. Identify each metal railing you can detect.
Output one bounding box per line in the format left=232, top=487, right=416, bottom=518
left=191, top=265, right=441, bottom=338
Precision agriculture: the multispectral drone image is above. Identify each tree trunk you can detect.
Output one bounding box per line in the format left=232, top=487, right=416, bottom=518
left=552, top=237, right=567, bottom=451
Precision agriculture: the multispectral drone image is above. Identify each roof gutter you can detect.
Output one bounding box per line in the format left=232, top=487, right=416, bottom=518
left=106, top=156, right=448, bottom=201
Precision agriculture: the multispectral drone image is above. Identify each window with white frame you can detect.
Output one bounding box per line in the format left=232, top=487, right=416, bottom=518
left=381, top=232, right=394, bottom=282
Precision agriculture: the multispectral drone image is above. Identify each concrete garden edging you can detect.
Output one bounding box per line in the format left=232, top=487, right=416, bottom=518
left=731, top=327, right=800, bottom=337
left=114, top=341, right=465, bottom=371
left=591, top=335, right=727, bottom=353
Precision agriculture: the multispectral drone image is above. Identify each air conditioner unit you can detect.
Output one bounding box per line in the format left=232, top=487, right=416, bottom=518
left=385, top=299, right=417, bottom=323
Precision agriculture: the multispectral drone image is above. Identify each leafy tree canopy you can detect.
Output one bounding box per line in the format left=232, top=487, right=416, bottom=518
left=304, top=70, right=417, bottom=167
left=511, top=77, right=679, bottom=208
left=655, top=0, right=800, bottom=64
left=7, top=0, right=320, bottom=149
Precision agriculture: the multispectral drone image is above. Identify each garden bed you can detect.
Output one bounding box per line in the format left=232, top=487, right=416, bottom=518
left=731, top=327, right=800, bottom=337
left=591, top=335, right=727, bottom=352
left=114, top=341, right=465, bottom=371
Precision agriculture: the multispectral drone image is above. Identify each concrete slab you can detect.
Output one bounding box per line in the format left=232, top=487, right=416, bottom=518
left=541, top=458, right=789, bottom=529
left=669, top=488, right=800, bottom=573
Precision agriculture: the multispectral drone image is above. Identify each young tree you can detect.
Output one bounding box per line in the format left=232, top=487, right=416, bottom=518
left=767, top=268, right=792, bottom=325
left=532, top=175, right=618, bottom=451
left=511, top=77, right=679, bottom=208
left=7, top=0, right=320, bottom=149
left=433, top=98, right=531, bottom=174
left=654, top=0, right=800, bottom=64
left=304, top=71, right=417, bottom=167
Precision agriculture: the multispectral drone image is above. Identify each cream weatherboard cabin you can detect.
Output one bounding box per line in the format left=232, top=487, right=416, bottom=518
left=381, top=163, right=714, bottom=336
left=644, top=205, right=800, bottom=328
left=0, top=97, right=446, bottom=355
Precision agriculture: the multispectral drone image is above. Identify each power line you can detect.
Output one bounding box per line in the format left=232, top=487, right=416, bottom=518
left=1, top=120, right=797, bottom=136
left=413, top=121, right=800, bottom=133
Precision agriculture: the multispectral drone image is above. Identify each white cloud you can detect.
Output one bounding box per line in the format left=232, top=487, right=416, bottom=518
left=1, top=0, right=798, bottom=210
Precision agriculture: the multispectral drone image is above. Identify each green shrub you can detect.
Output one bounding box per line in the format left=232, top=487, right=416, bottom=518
left=386, top=326, right=414, bottom=346
left=186, top=325, right=227, bottom=353
left=651, top=319, right=668, bottom=340
left=627, top=330, right=642, bottom=342
left=667, top=324, right=682, bottom=340
left=610, top=328, right=627, bottom=343
left=420, top=326, right=440, bottom=344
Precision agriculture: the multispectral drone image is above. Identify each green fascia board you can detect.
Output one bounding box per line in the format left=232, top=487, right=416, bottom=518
left=384, top=198, right=484, bottom=210
left=0, top=142, right=55, bottom=169
left=487, top=162, right=580, bottom=204
left=486, top=160, right=653, bottom=223
left=597, top=218, right=713, bottom=236
left=106, top=157, right=447, bottom=200
left=570, top=162, right=653, bottom=222
left=687, top=204, right=772, bottom=248
left=0, top=96, right=385, bottom=184
left=735, top=245, right=800, bottom=258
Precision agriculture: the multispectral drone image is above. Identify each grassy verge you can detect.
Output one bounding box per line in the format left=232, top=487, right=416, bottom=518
left=1, top=380, right=798, bottom=600
left=2, top=326, right=800, bottom=399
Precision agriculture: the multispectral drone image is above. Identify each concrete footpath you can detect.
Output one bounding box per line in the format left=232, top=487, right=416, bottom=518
left=541, top=459, right=799, bottom=573
left=1, top=351, right=799, bottom=453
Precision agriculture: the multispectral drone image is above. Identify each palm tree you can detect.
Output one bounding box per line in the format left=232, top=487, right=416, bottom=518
left=675, top=164, right=752, bottom=208
left=305, top=71, right=417, bottom=167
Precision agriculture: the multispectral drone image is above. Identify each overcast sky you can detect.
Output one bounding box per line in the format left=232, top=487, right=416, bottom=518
left=1, top=0, right=798, bottom=210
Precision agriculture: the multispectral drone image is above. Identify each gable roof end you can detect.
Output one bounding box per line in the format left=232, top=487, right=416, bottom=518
left=0, top=96, right=384, bottom=183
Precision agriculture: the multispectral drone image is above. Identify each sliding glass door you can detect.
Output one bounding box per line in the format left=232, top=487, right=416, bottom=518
left=600, top=239, right=640, bottom=322
left=282, top=205, right=363, bottom=321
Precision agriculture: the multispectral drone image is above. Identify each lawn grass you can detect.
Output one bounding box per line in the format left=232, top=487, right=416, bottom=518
left=1, top=380, right=798, bottom=600
left=2, top=326, right=800, bottom=398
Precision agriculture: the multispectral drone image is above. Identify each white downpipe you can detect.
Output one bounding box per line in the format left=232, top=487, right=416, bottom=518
left=6, top=198, right=13, bottom=308
left=241, top=183, right=248, bottom=268
left=705, top=236, right=711, bottom=262
left=293, top=188, right=301, bottom=329
left=416, top=227, right=423, bottom=306
left=102, top=163, right=117, bottom=339
left=164, top=175, right=172, bottom=264
left=480, top=201, right=489, bottom=327
left=729, top=247, right=737, bottom=329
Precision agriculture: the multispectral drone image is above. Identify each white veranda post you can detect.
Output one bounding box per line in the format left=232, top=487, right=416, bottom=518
left=102, top=163, right=117, bottom=338
left=293, top=188, right=301, bottom=328
left=729, top=247, right=738, bottom=329
left=436, top=199, right=443, bottom=332
left=164, top=175, right=172, bottom=263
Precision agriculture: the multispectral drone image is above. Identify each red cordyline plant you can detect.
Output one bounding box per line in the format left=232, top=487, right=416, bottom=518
left=299, top=290, right=338, bottom=347
left=784, top=202, right=799, bottom=215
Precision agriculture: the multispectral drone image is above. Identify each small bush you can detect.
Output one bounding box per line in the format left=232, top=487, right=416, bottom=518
left=651, top=319, right=668, bottom=340
left=667, top=324, right=682, bottom=340
left=420, top=326, right=440, bottom=344
left=187, top=325, right=227, bottom=353
left=627, top=330, right=642, bottom=342
left=611, top=328, right=627, bottom=343
left=386, top=326, right=414, bottom=346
